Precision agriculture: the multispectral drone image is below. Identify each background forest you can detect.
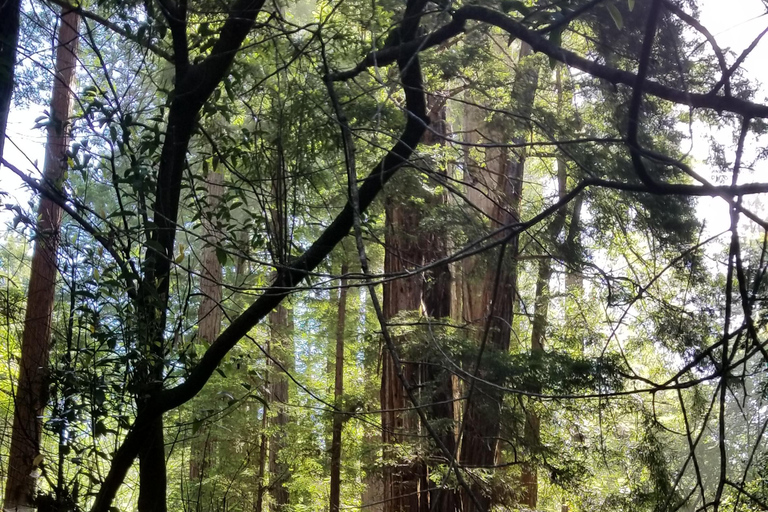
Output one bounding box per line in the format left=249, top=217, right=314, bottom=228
left=0, top=0, right=768, bottom=511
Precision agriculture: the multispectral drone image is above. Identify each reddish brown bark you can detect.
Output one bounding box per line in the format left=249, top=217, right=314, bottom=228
left=3, top=10, right=79, bottom=511
left=381, top=198, right=424, bottom=512
left=329, top=264, right=349, bottom=512
left=268, top=304, right=292, bottom=511
left=380, top=94, right=455, bottom=512
left=457, top=42, right=538, bottom=511
left=189, top=169, right=224, bottom=493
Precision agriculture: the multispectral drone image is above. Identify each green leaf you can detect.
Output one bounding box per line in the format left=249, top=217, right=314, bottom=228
left=607, top=3, right=623, bottom=29
left=145, top=239, right=165, bottom=256
left=500, top=0, right=530, bottom=16
left=216, top=247, right=228, bottom=266
left=548, top=27, right=564, bottom=68
left=628, top=0, right=635, bottom=11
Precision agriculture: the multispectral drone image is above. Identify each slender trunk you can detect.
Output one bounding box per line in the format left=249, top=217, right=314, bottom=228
left=564, top=196, right=584, bottom=303
left=254, top=408, right=268, bottom=512
left=137, top=418, right=167, bottom=512
left=3, top=11, right=79, bottom=511
left=329, top=263, right=349, bottom=512
left=0, top=0, right=20, bottom=160
left=189, top=169, right=224, bottom=507
left=521, top=66, right=569, bottom=507
left=268, top=304, right=292, bottom=511
left=266, top=137, right=292, bottom=511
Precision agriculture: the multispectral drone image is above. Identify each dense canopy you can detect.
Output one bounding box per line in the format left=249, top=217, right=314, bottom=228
left=1, top=0, right=768, bottom=511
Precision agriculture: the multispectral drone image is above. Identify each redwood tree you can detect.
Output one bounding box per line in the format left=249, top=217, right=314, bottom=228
left=4, top=8, right=80, bottom=510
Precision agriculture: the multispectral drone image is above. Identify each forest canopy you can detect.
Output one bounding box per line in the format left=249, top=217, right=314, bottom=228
left=1, top=0, right=768, bottom=511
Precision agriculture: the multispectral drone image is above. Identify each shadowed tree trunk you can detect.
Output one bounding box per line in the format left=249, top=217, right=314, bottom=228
left=381, top=195, right=424, bottom=512
left=268, top=304, right=292, bottom=511
left=380, top=93, right=455, bottom=512
left=268, top=145, right=292, bottom=511
left=421, top=95, right=459, bottom=511
left=3, top=10, right=79, bottom=511
left=189, top=168, right=224, bottom=506
left=458, top=41, right=538, bottom=511
left=0, top=0, right=20, bottom=161
left=329, top=263, right=349, bottom=512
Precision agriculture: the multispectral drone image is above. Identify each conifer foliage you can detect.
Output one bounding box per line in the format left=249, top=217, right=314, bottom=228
left=0, top=0, right=768, bottom=511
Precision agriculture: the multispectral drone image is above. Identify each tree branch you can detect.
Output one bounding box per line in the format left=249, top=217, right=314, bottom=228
left=45, top=0, right=173, bottom=61
left=332, top=5, right=768, bottom=119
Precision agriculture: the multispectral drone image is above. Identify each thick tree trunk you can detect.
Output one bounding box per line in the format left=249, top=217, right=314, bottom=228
left=381, top=198, right=423, bottom=512
left=458, top=133, right=521, bottom=512
left=3, top=11, right=79, bottom=511
left=380, top=92, right=455, bottom=512
left=0, top=0, right=20, bottom=160
left=458, top=41, right=538, bottom=511
left=329, top=264, right=349, bottom=512
left=421, top=96, right=458, bottom=511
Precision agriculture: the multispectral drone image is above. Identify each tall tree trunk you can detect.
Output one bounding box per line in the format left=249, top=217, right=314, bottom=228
left=0, top=0, right=20, bottom=160
left=520, top=155, right=567, bottom=509
left=458, top=129, right=520, bottom=511
left=381, top=197, right=423, bottom=512
left=268, top=151, right=292, bottom=511
left=521, top=64, right=571, bottom=508
left=189, top=169, right=224, bottom=505
left=198, top=168, right=225, bottom=345
left=3, top=10, right=79, bottom=511
left=254, top=406, right=269, bottom=512
left=380, top=93, right=455, bottom=512
left=458, top=41, right=538, bottom=511
left=268, top=304, right=292, bottom=511
left=421, top=95, right=458, bottom=511
left=329, top=263, right=349, bottom=512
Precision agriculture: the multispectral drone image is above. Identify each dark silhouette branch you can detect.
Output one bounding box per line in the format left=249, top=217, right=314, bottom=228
left=332, top=5, right=768, bottom=119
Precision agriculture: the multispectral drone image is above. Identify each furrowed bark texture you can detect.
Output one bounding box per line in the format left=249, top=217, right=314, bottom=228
left=380, top=97, right=455, bottom=512
left=3, top=11, right=79, bottom=511
left=458, top=41, right=537, bottom=511
left=382, top=196, right=425, bottom=512
left=421, top=97, right=458, bottom=511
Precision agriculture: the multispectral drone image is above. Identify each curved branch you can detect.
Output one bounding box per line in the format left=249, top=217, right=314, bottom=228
left=45, top=0, right=174, bottom=61
left=333, top=5, right=768, bottom=118
left=89, top=30, right=430, bottom=512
